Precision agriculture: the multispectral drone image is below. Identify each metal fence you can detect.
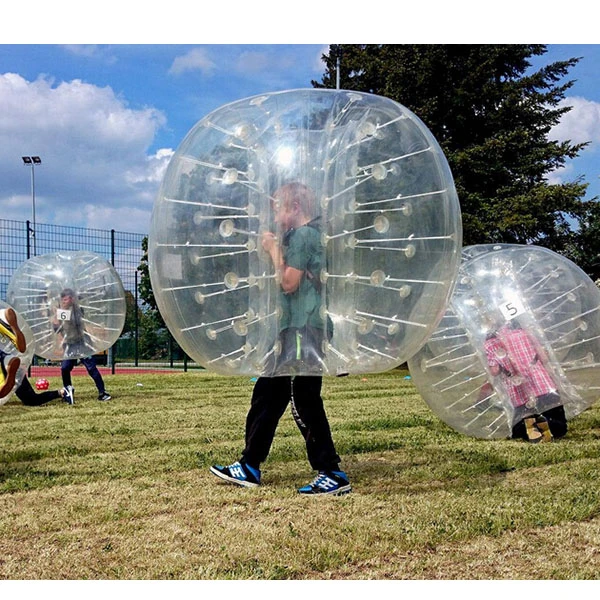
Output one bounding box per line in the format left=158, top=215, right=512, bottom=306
left=0, top=218, right=198, bottom=376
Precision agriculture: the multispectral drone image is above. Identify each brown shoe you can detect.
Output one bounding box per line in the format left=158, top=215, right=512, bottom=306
left=524, top=417, right=543, bottom=443
left=535, top=415, right=554, bottom=443
left=0, top=356, right=21, bottom=399
left=0, top=308, right=26, bottom=353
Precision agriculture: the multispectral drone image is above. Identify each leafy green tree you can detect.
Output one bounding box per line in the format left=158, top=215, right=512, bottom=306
left=137, top=235, right=183, bottom=360
left=138, top=236, right=160, bottom=315
left=122, top=290, right=137, bottom=336
left=314, top=44, right=600, bottom=278
left=137, top=308, right=169, bottom=360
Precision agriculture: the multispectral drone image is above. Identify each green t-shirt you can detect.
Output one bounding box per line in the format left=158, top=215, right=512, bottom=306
left=279, top=224, right=324, bottom=332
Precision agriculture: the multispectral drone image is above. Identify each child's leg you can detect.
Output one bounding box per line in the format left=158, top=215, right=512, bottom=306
left=16, top=377, right=61, bottom=406
left=80, top=356, right=106, bottom=393
left=61, top=359, right=76, bottom=388
left=241, top=376, right=290, bottom=469
left=543, top=404, right=568, bottom=439
left=291, top=376, right=341, bottom=472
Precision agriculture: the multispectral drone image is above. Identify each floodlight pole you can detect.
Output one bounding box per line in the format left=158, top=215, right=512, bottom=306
left=22, top=155, right=41, bottom=255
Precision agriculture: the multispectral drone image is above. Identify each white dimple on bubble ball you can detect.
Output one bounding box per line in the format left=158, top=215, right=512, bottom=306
left=149, top=89, right=462, bottom=376
left=408, top=244, right=600, bottom=439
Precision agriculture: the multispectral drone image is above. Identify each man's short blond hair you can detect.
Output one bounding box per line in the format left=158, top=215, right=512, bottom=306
left=273, top=182, right=317, bottom=218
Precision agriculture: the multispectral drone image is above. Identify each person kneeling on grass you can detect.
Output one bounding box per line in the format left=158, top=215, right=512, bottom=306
left=210, top=182, right=351, bottom=496
left=0, top=339, right=74, bottom=407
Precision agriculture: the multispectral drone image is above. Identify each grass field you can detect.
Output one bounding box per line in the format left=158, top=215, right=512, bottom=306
left=1, top=368, right=599, bottom=580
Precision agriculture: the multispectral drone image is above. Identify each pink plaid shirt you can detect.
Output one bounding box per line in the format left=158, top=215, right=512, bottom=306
left=484, top=326, right=556, bottom=407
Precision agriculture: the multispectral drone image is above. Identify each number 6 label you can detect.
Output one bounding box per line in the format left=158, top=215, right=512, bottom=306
left=56, top=308, right=72, bottom=321
left=499, top=298, right=525, bottom=321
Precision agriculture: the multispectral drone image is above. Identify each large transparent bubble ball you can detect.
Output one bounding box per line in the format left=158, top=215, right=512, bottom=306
left=0, top=302, right=35, bottom=405
left=408, top=244, right=600, bottom=439
left=149, top=89, right=462, bottom=376
left=6, top=251, right=126, bottom=361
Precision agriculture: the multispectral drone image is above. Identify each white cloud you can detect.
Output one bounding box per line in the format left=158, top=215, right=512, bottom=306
left=169, top=48, right=216, bottom=76
left=234, top=47, right=326, bottom=78
left=0, top=73, right=169, bottom=233
left=550, top=96, right=600, bottom=149
left=235, top=50, right=271, bottom=74
left=545, top=97, right=600, bottom=192
left=314, top=46, right=328, bottom=72
left=125, top=148, right=174, bottom=185
left=62, top=45, right=118, bottom=64
left=546, top=164, right=572, bottom=186
left=80, top=204, right=153, bottom=234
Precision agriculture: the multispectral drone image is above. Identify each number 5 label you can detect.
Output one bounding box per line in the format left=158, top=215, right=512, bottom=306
left=499, top=298, right=525, bottom=321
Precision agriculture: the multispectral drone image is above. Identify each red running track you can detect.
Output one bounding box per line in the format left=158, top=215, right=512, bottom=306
left=29, top=366, right=179, bottom=377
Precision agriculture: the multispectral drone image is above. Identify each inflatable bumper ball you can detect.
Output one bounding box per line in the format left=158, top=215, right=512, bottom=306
left=149, top=89, right=462, bottom=376
left=408, top=244, right=600, bottom=439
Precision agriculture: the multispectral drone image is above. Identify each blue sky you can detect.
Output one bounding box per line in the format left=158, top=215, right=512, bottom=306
left=1, top=8, right=599, bottom=235
left=0, top=44, right=329, bottom=233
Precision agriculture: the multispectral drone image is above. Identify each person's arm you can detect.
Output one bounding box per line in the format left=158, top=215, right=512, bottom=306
left=527, top=331, right=549, bottom=363
left=51, top=305, right=63, bottom=332
left=484, top=339, right=501, bottom=376
left=51, top=303, right=59, bottom=326
left=262, top=232, right=303, bottom=294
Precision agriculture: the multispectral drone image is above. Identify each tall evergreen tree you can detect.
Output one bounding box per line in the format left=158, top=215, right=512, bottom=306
left=314, top=45, right=599, bottom=278
left=137, top=236, right=182, bottom=360
left=138, top=236, right=158, bottom=314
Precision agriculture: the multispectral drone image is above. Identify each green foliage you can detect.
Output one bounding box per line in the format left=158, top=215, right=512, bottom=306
left=136, top=309, right=170, bottom=360
left=121, top=289, right=137, bottom=336
left=137, top=236, right=158, bottom=314
left=135, top=236, right=184, bottom=360
left=315, top=44, right=600, bottom=278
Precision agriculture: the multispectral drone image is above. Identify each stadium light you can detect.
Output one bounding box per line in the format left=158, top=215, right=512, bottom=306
left=22, top=155, right=42, bottom=255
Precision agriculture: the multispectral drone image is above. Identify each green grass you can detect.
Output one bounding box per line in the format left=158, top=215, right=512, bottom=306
left=1, top=369, right=600, bottom=579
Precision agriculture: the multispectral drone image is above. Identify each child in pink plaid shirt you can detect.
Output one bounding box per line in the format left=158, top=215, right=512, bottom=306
left=484, top=321, right=567, bottom=442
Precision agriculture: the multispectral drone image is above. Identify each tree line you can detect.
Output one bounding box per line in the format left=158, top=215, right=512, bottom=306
left=316, top=44, right=599, bottom=279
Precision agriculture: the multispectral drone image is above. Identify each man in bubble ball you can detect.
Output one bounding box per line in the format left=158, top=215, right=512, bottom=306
left=210, top=182, right=351, bottom=495
left=484, top=319, right=567, bottom=443
left=52, top=288, right=111, bottom=402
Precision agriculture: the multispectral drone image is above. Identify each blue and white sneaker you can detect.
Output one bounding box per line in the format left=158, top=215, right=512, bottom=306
left=298, top=470, right=351, bottom=496
left=62, top=385, right=74, bottom=405
left=210, top=461, right=261, bottom=488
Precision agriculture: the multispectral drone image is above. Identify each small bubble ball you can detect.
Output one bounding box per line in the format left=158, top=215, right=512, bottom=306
left=7, top=251, right=126, bottom=361
left=408, top=244, right=600, bottom=439
left=0, top=302, right=35, bottom=405
left=149, top=88, right=462, bottom=376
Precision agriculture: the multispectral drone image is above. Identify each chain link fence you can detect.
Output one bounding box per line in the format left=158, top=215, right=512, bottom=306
left=0, top=218, right=198, bottom=375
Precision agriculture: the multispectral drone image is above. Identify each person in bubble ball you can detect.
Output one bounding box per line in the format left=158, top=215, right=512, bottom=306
left=210, top=182, right=351, bottom=495
left=52, top=288, right=111, bottom=402
left=0, top=310, right=74, bottom=406
left=484, top=319, right=568, bottom=443
left=0, top=350, right=75, bottom=406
